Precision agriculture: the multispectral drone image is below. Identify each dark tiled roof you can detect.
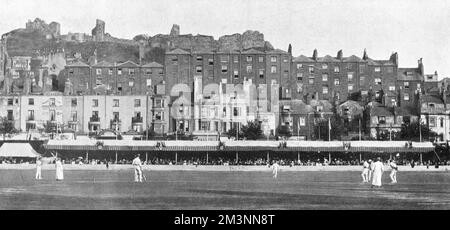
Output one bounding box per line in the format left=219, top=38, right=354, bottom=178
left=92, top=60, right=113, bottom=67
left=317, top=55, right=340, bottom=62
left=142, top=62, right=164, bottom=68
left=397, top=68, right=423, bottom=81
left=422, top=94, right=443, bottom=104
left=293, top=55, right=315, bottom=63
left=66, top=60, right=90, bottom=67
left=166, top=48, right=190, bottom=55
left=241, top=48, right=265, bottom=54
left=117, top=60, right=139, bottom=67
left=266, top=49, right=289, bottom=54
left=342, top=55, right=364, bottom=63
left=370, top=105, right=393, bottom=117
left=394, top=106, right=418, bottom=116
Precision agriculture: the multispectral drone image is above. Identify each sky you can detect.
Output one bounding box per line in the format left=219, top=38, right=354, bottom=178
left=1, top=0, right=449, bottom=78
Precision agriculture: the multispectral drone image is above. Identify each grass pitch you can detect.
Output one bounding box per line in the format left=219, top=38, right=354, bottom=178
left=1, top=169, right=450, bottom=210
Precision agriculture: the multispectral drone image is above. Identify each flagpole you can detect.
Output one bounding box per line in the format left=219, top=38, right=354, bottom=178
left=328, top=117, right=331, bottom=141
left=359, top=118, right=362, bottom=141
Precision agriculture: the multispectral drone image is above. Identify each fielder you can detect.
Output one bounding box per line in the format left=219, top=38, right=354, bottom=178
left=367, top=159, right=374, bottom=182
left=132, top=154, right=143, bottom=183
left=389, top=159, right=398, bottom=184
left=55, top=158, right=64, bottom=181
left=271, top=161, right=280, bottom=179
left=35, top=157, right=43, bottom=180
left=361, top=160, right=369, bottom=183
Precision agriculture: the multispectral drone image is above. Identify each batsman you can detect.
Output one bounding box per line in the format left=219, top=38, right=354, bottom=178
left=132, top=154, right=144, bottom=183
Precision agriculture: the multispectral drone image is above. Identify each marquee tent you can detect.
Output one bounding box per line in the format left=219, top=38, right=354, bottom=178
left=0, top=143, right=41, bottom=158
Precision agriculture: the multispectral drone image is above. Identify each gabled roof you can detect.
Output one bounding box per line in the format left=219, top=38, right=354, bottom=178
left=66, top=60, right=90, bottom=67
left=166, top=48, right=190, bottom=55
left=376, top=60, right=395, bottom=66
left=317, top=55, right=340, bottom=62
left=241, top=48, right=265, bottom=54
left=342, top=55, right=364, bottom=63
left=266, top=49, right=289, bottom=54
left=365, top=58, right=379, bottom=66
left=92, top=60, right=113, bottom=67
left=422, top=94, right=444, bottom=104
left=117, top=60, right=139, bottom=67
left=370, top=105, right=393, bottom=117
left=293, top=55, right=315, bottom=63
left=192, top=49, right=215, bottom=54
left=142, top=62, right=164, bottom=68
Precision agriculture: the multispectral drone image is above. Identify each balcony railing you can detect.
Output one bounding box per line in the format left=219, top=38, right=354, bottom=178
left=27, top=116, right=35, bottom=121
left=90, top=117, right=100, bottom=122
left=132, top=116, right=143, bottom=123
left=111, top=118, right=121, bottom=123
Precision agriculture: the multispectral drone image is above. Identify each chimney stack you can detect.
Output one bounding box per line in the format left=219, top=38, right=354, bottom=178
left=337, top=50, right=343, bottom=60
left=312, top=49, right=318, bottom=61
left=418, top=58, right=424, bottom=76
left=362, top=49, right=368, bottom=60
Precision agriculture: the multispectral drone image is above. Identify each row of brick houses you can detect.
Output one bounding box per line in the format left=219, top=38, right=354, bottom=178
left=0, top=44, right=447, bottom=140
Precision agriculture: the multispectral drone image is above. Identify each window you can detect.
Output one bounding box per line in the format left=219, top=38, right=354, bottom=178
left=404, top=82, right=410, bottom=89
left=158, top=69, right=164, bottom=75
left=247, top=65, right=253, bottom=73
left=309, top=66, right=315, bottom=73
left=429, top=117, right=436, bottom=127
left=69, top=69, right=74, bottom=74
left=378, top=116, right=386, bottom=124
left=50, top=110, right=56, bottom=121
left=154, top=112, right=163, bottom=121
left=283, top=57, right=288, bottom=63
left=108, top=69, right=113, bottom=75
left=359, top=65, right=365, bottom=73
left=96, top=69, right=101, bottom=75
left=221, top=65, right=228, bottom=73
left=134, top=99, right=141, bottom=107
left=348, top=84, right=354, bottom=91
left=391, top=98, right=397, bottom=107
left=28, top=98, right=34, bottom=105
left=309, top=76, right=314, bottom=84
left=117, top=68, right=122, bottom=75
left=208, top=58, right=214, bottom=65
left=334, top=78, right=340, bottom=85
left=233, top=56, right=238, bottom=63
left=113, top=112, right=120, bottom=121
left=145, top=69, right=152, bottom=75
left=71, top=98, right=77, bottom=107
left=271, top=56, right=277, bottom=62
left=233, top=107, right=240, bottom=116
left=259, top=69, right=264, bottom=79
left=375, top=78, right=382, bottom=85
left=196, top=66, right=202, bottom=73
left=360, top=76, right=365, bottom=83
left=71, top=111, right=77, bottom=122
left=129, top=80, right=134, bottom=87
left=406, top=71, right=413, bottom=76
left=374, top=67, right=381, bottom=72
left=246, top=56, right=253, bottom=62
left=234, top=70, right=239, bottom=79
left=93, top=99, right=98, bottom=107
left=50, top=98, right=55, bottom=106
left=322, top=64, right=328, bottom=69
left=118, top=83, right=122, bottom=92
left=129, top=68, right=135, bottom=75
left=271, top=66, right=277, bottom=73
left=323, top=87, right=328, bottom=94
left=347, top=63, right=353, bottom=69
left=221, top=55, right=229, bottom=63
left=172, top=57, right=178, bottom=62
left=28, top=110, right=34, bottom=121
left=296, top=64, right=303, bottom=69
left=348, top=72, right=354, bottom=81
left=259, top=56, right=264, bottom=62
left=196, top=56, right=203, bottom=61
left=322, top=74, right=328, bottom=82
left=334, top=66, right=340, bottom=73
left=96, top=77, right=102, bottom=86
left=297, top=83, right=303, bottom=93
left=299, top=117, right=306, bottom=126
left=389, top=86, right=396, bottom=91
left=113, top=99, right=119, bottom=107
left=297, top=72, right=303, bottom=81
left=440, top=117, right=444, bottom=128
left=7, top=110, right=13, bottom=120
left=7, top=98, right=13, bottom=105
left=404, top=94, right=410, bottom=101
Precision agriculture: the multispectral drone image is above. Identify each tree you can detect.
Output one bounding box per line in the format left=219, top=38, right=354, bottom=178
left=398, top=121, right=437, bottom=141
left=227, top=127, right=243, bottom=139
left=240, top=120, right=264, bottom=140
left=0, top=117, right=18, bottom=140
left=276, top=125, right=292, bottom=138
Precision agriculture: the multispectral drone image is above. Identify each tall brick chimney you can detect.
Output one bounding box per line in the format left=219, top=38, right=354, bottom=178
left=312, top=49, right=318, bottom=61
left=389, top=52, right=398, bottom=66
left=418, top=58, right=424, bottom=75
left=362, top=49, right=368, bottom=60
left=336, top=50, right=343, bottom=60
